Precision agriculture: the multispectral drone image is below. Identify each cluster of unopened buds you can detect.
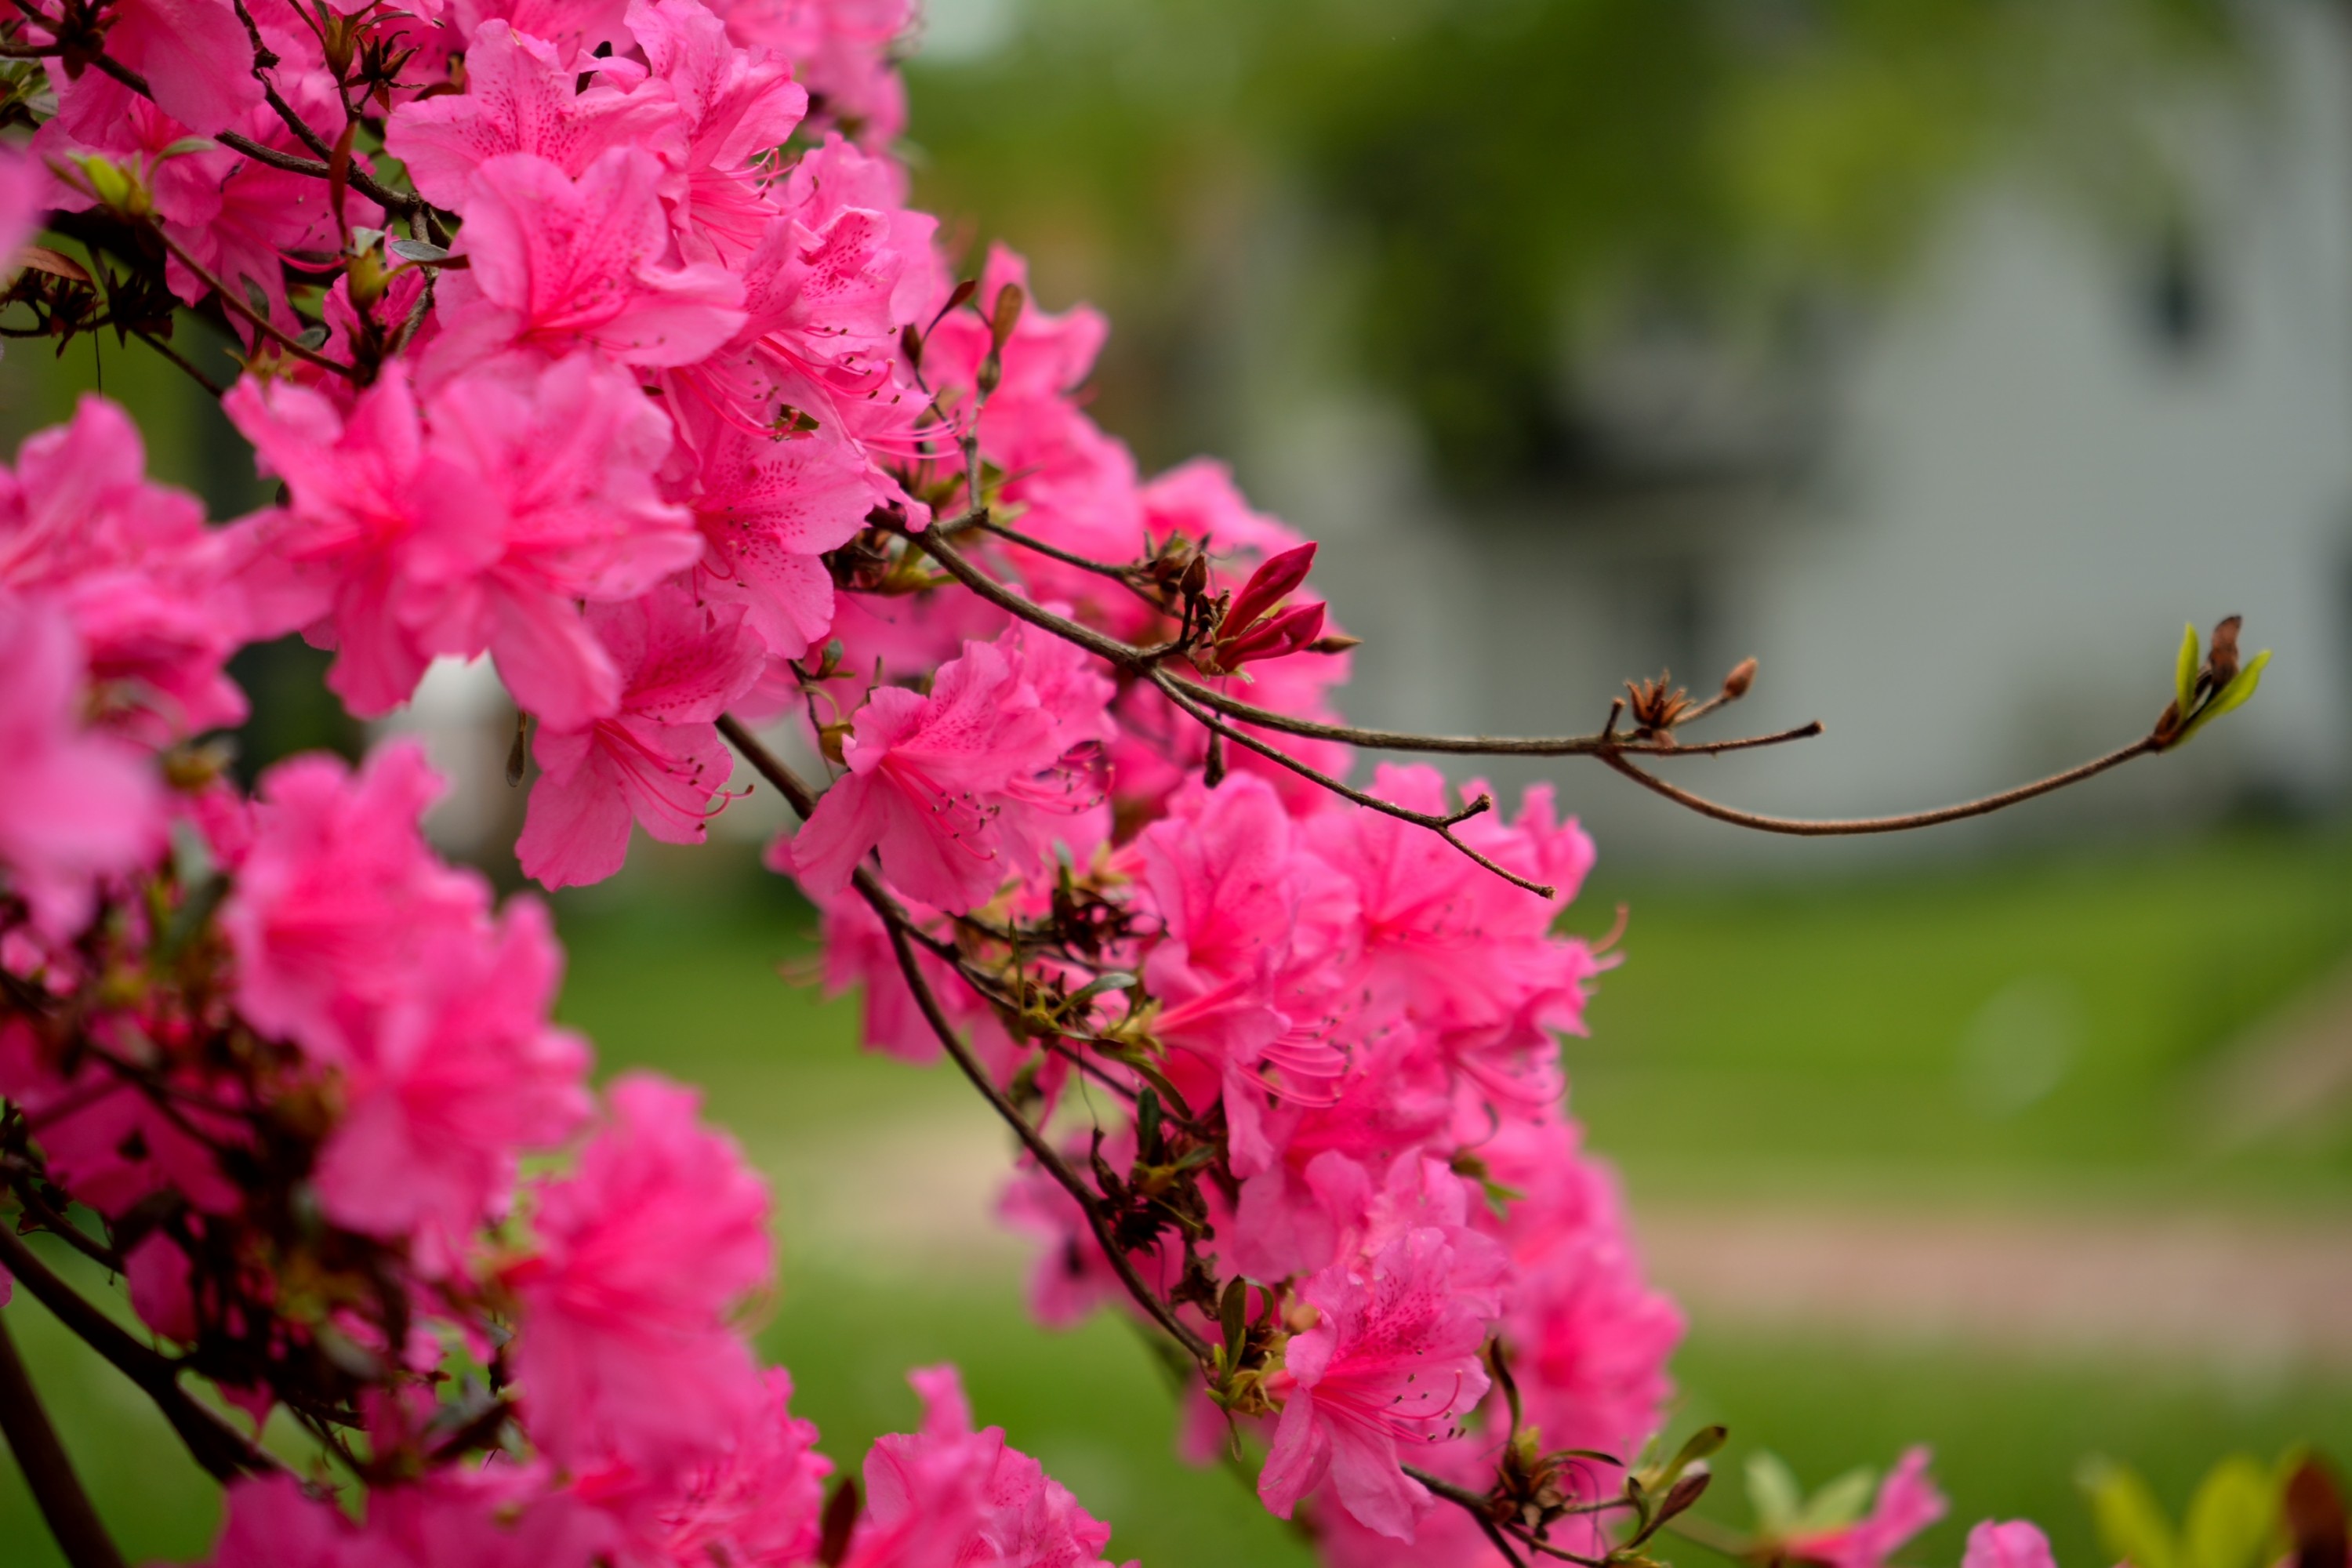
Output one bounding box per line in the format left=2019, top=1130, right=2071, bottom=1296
left=0, top=0, right=2280, bottom=1566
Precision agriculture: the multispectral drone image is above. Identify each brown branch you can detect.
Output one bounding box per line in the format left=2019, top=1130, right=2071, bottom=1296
left=129, top=328, right=227, bottom=398
left=0, top=1225, right=284, bottom=1482
left=144, top=223, right=355, bottom=379
left=908, top=525, right=1814, bottom=757
left=0, top=1312, right=125, bottom=1568
left=1402, top=1465, right=1608, bottom=1567
left=1598, top=733, right=2162, bottom=837
left=1149, top=669, right=1557, bottom=898
left=3, top=1163, right=125, bottom=1272
left=1664, top=1514, right=1754, bottom=1561
left=714, top=717, right=1217, bottom=1368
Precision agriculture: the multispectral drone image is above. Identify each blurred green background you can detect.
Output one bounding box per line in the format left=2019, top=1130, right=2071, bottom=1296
left=9, top=1, right=2352, bottom=1565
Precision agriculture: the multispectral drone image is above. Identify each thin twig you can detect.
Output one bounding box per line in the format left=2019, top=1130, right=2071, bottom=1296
left=0, top=1312, right=125, bottom=1568
left=907, top=524, right=1814, bottom=758
left=0, top=1225, right=285, bottom=1482
left=1664, top=1514, right=1753, bottom=1561
left=1597, top=734, right=2161, bottom=837
left=144, top=223, right=355, bottom=378
left=1150, top=670, right=1558, bottom=898
left=1403, top=1465, right=1609, bottom=1567
left=716, top=717, right=1217, bottom=1367
left=2, top=1164, right=125, bottom=1271
left=128, top=328, right=226, bottom=397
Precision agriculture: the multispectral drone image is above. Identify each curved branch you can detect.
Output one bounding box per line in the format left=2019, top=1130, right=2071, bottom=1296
left=1402, top=1465, right=1609, bottom=1567
left=144, top=224, right=356, bottom=379
left=1149, top=669, right=1556, bottom=898
left=908, top=527, right=1815, bottom=756
left=715, top=717, right=1217, bottom=1368
left=0, top=1225, right=285, bottom=1482
left=0, top=1312, right=125, bottom=1568
left=1598, top=734, right=2161, bottom=836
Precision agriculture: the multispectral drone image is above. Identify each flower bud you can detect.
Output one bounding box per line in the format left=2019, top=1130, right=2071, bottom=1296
left=73, top=154, right=151, bottom=221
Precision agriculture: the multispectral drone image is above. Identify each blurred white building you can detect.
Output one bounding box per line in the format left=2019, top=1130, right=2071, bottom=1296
left=1241, top=2, right=2352, bottom=866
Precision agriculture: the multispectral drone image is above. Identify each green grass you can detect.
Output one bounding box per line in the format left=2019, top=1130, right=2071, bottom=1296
left=5, top=828, right=2351, bottom=1566
left=1573, top=826, right=2352, bottom=1205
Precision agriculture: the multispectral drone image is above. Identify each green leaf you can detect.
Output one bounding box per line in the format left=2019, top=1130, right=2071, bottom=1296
left=1797, top=1468, right=1878, bottom=1535
left=1070, top=971, right=1137, bottom=1003
left=388, top=237, right=452, bottom=263
left=2084, top=1457, right=2180, bottom=1568
left=1662, top=1425, right=1728, bottom=1485
left=2176, top=649, right=2270, bottom=745
left=158, top=136, right=220, bottom=160
left=1218, top=1276, right=1247, bottom=1357
left=2183, top=1456, right=2277, bottom=1568
left=1747, top=1453, right=1804, bottom=1536
left=2175, top=622, right=2200, bottom=716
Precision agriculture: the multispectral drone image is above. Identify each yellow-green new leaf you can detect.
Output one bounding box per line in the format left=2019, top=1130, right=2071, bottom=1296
left=2085, top=1457, right=2180, bottom=1568
left=2183, top=1456, right=2278, bottom=1568
left=2177, top=649, right=2270, bottom=746
left=2175, top=622, right=2201, bottom=717
left=1747, top=1453, right=1805, bottom=1537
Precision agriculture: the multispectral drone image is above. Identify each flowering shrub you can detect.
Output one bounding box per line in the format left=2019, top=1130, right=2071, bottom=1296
left=0, top=3, right=2303, bottom=1568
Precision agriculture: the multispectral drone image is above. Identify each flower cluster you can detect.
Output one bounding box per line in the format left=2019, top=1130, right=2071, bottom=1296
left=0, top=1, right=2099, bottom=1566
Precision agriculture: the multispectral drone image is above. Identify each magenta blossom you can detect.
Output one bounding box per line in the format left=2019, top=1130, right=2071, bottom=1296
left=1785, top=1449, right=1949, bottom=1568
left=430, top=147, right=746, bottom=374
left=0, top=593, right=165, bottom=939
left=384, top=20, right=684, bottom=209
left=510, top=1073, right=773, bottom=1476
left=1260, top=1227, right=1497, bottom=1541
left=312, top=899, right=593, bottom=1273
left=779, top=620, right=1112, bottom=912
left=851, top=1364, right=1131, bottom=1568
left=220, top=741, right=490, bottom=1062
left=518, top=583, right=766, bottom=888
left=1962, top=1521, right=2057, bottom=1568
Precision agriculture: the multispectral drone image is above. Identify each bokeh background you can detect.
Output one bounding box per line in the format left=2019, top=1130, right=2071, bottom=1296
left=9, top=1, right=2352, bottom=1564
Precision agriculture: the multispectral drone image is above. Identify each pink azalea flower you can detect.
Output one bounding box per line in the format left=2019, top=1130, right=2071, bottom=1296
left=1306, top=766, right=1599, bottom=1103
left=1309, top=1432, right=1516, bottom=1568
left=1483, top=1117, right=1682, bottom=1458
left=312, top=898, right=593, bottom=1272
left=850, top=1364, right=1129, bottom=1568
left=630, top=0, right=808, bottom=260
left=430, top=147, right=746, bottom=374
left=199, top=1468, right=615, bottom=1568
left=1785, top=1449, right=1949, bottom=1568
left=384, top=20, right=684, bottom=209
left=1134, top=775, right=1357, bottom=1174
left=0, top=142, right=49, bottom=261
left=518, top=583, right=767, bottom=889
left=230, top=355, right=706, bottom=727
left=607, top=1367, right=833, bottom=1568
left=413, top=352, right=709, bottom=728
left=779, top=621, right=1112, bottom=912
left=1258, top=1227, right=1497, bottom=1541
left=0, top=395, right=252, bottom=742
left=172, top=75, right=383, bottom=333
left=125, top=1232, right=199, bottom=1342
left=672, top=407, right=882, bottom=658
left=1962, top=1521, right=2057, bottom=1568
left=0, top=1016, right=241, bottom=1215
left=510, top=1073, right=773, bottom=1476
left=220, top=739, right=491, bottom=1062
left=452, top=0, right=637, bottom=63
left=223, top=365, right=507, bottom=718
left=709, top=0, right=911, bottom=147
left=62, top=0, right=262, bottom=132
left=0, top=592, right=167, bottom=938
